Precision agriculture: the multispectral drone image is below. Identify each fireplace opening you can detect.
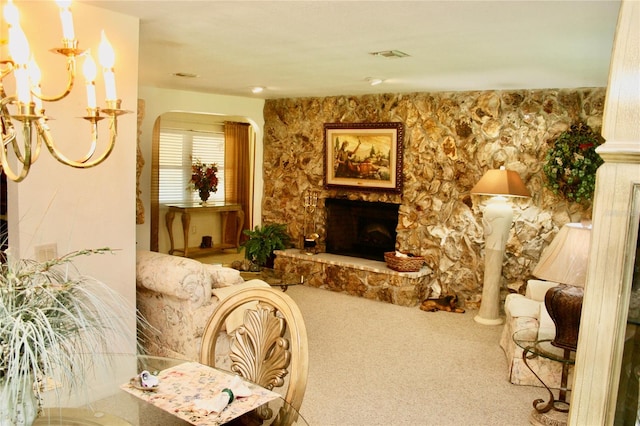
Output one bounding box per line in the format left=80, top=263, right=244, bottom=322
left=325, top=198, right=399, bottom=261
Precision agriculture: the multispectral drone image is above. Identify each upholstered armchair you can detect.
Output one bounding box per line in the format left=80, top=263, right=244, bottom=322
left=499, top=279, right=570, bottom=387
left=136, top=250, right=246, bottom=361
left=500, top=222, right=591, bottom=388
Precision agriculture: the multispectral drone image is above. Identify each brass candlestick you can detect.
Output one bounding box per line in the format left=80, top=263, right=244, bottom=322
left=302, top=190, right=319, bottom=255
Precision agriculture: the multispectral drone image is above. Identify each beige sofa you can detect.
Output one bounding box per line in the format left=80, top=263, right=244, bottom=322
left=499, top=279, right=571, bottom=388
left=136, top=250, right=246, bottom=361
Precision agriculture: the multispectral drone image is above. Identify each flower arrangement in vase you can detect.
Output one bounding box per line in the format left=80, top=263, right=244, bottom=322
left=189, top=158, right=218, bottom=205
left=0, top=248, right=139, bottom=425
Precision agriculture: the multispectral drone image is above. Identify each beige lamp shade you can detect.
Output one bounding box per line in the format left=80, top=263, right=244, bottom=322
left=471, top=167, right=531, bottom=198
left=533, top=222, right=592, bottom=287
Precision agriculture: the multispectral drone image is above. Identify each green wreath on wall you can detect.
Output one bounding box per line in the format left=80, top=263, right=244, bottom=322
left=543, top=122, right=604, bottom=204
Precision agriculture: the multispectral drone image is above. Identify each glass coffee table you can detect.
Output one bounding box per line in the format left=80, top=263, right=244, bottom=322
left=35, top=354, right=308, bottom=425
left=239, top=268, right=304, bottom=292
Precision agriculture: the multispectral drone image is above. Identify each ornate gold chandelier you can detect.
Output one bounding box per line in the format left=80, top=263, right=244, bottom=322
left=0, top=0, right=128, bottom=182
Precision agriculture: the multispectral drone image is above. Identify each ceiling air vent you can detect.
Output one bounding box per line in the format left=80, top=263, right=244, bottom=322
left=369, top=50, right=410, bottom=58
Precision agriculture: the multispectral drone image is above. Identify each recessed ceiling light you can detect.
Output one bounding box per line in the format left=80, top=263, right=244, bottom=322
left=172, top=72, right=199, bottom=78
left=251, top=86, right=265, bottom=94
left=369, top=50, right=410, bottom=59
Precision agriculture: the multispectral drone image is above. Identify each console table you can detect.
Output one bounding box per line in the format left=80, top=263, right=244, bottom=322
left=165, top=202, right=244, bottom=258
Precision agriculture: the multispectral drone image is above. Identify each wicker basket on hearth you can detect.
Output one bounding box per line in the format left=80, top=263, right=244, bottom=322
left=384, top=252, right=425, bottom=272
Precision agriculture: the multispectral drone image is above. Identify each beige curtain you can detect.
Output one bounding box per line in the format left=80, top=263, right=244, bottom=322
left=224, top=122, right=252, bottom=240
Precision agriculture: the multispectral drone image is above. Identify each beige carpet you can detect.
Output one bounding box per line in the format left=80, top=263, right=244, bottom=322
left=285, top=286, right=544, bottom=426
left=201, top=252, right=544, bottom=425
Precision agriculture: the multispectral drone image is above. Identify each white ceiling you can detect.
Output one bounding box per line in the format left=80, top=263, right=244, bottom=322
left=86, top=0, right=621, bottom=100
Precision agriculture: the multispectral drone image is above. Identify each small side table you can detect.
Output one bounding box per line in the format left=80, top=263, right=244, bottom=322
left=513, top=328, right=576, bottom=426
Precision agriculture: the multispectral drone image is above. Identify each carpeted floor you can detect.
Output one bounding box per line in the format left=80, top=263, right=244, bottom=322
left=202, top=251, right=544, bottom=425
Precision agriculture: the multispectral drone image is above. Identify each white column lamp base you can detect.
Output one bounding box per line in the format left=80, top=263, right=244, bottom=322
left=474, top=196, right=513, bottom=325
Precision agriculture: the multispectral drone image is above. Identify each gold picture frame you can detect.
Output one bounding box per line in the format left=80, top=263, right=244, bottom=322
left=324, top=122, right=404, bottom=193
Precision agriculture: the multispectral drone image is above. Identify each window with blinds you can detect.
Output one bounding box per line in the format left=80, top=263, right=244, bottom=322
left=159, top=129, right=225, bottom=204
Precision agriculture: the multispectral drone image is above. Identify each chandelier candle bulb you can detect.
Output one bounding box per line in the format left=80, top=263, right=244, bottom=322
left=13, top=66, right=31, bottom=105
left=8, top=25, right=31, bottom=104
left=8, top=25, right=30, bottom=65
left=3, top=0, right=18, bottom=25
left=83, top=54, right=97, bottom=109
left=28, top=57, right=43, bottom=112
left=56, top=0, right=75, bottom=41
left=99, top=31, right=117, bottom=101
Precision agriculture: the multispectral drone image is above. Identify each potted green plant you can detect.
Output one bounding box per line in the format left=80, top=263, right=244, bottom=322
left=242, top=223, right=292, bottom=269
left=543, top=122, right=604, bottom=204
left=0, top=248, right=138, bottom=425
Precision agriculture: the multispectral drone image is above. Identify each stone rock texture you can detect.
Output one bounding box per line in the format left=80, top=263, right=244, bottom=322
left=263, top=88, right=603, bottom=308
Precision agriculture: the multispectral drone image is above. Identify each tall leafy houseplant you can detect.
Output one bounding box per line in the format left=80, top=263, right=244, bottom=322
left=242, top=223, right=292, bottom=268
left=543, top=122, right=604, bottom=204
left=0, top=248, right=137, bottom=425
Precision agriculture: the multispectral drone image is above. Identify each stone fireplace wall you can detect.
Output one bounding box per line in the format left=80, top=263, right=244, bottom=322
left=262, top=88, right=603, bottom=307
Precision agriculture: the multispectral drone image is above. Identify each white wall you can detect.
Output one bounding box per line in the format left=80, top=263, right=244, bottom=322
left=6, top=2, right=139, bottom=349
left=136, top=86, right=265, bottom=250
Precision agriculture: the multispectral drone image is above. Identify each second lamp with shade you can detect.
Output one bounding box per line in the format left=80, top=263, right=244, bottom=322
left=472, top=166, right=531, bottom=325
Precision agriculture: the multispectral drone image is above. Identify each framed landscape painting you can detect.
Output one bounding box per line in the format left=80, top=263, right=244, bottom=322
left=324, top=122, right=404, bottom=193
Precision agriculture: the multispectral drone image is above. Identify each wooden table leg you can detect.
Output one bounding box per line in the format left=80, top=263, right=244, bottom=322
left=220, top=212, right=229, bottom=247
left=181, top=212, right=191, bottom=257
left=235, top=210, right=245, bottom=248
left=166, top=210, right=176, bottom=255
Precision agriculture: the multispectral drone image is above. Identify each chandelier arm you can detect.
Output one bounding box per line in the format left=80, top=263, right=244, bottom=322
left=1, top=90, right=17, bottom=129
left=11, top=121, right=42, bottom=166
left=37, top=115, right=116, bottom=169
left=1, top=116, right=17, bottom=155
left=1, top=121, right=33, bottom=182
left=0, top=62, right=14, bottom=80
left=33, top=57, right=76, bottom=103
left=1, top=94, right=42, bottom=166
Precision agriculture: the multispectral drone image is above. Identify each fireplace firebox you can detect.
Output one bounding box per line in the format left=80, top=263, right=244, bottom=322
left=325, top=198, right=399, bottom=261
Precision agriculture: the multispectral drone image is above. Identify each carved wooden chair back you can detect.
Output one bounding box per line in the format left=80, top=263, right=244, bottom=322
left=200, top=286, right=309, bottom=414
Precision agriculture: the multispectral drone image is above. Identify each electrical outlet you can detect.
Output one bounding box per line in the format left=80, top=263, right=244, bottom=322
left=35, top=243, right=58, bottom=262
left=191, top=225, right=197, bottom=234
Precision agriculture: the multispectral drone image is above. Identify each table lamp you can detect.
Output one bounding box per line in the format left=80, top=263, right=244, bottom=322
left=533, top=222, right=592, bottom=350
left=471, top=166, right=531, bottom=325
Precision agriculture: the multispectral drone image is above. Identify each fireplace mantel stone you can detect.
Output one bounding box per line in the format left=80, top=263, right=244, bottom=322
left=274, top=249, right=433, bottom=307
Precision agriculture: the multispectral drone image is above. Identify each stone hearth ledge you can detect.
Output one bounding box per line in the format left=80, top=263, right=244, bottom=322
left=274, top=249, right=433, bottom=307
